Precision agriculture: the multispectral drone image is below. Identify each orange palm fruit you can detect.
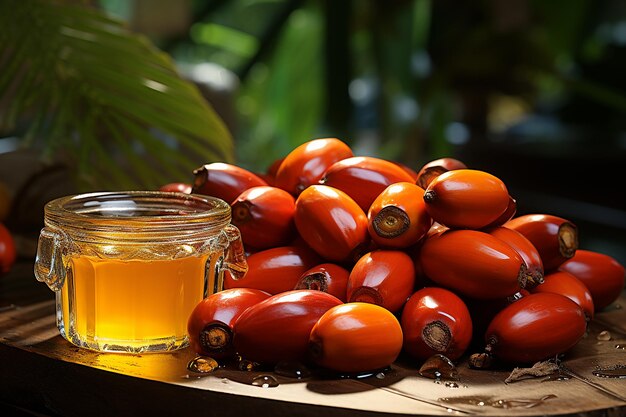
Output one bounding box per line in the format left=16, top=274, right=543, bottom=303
left=223, top=245, right=321, bottom=294
left=419, top=230, right=526, bottom=299
left=295, top=263, right=350, bottom=302
left=294, top=185, right=369, bottom=263
left=488, top=226, right=544, bottom=288
left=320, top=156, right=415, bottom=212
left=530, top=270, right=594, bottom=320
left=274, top=138, right=353, bottom=196
left=401, top=287, right=473, bottom=361
left=347, top=250, right=415, bottom=313
left=423, top=169, right=510, bottom=229
left=187, top=288, right=271, bottom=358
left=479, top=292, right=586, bottom=364
left=233, top=290, right=342, bottom=364
left=231, top=186, right=296, bottom=250
left=367, top=182, right=432, bottom=248
left=481, top=195, right=517, bottom=229
left=558, top=249, right=625, bottom=311
left=504, top=214, right=578, bottom=271
left=192, top=162, right=267, bottom=204
left=308, top=302, right=403, bottom=373
left=415, top=157, right=467, bottom=189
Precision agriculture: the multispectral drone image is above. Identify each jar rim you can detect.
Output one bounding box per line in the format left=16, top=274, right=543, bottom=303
left=43, top=191, right=232, bottom=239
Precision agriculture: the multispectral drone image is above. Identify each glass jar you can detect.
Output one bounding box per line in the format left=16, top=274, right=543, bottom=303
left=34, top=191, right=247, bottom=353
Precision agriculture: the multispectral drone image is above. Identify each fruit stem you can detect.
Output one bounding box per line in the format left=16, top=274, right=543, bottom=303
left=231, top=201, right=252, bottom=224
left=422, top=320, right=451, bottom=352
left=525, top=269, right=544, bottom=289
left=417, top=167, right=447, bottom=189
left=296, top=272, right=329, bottom=292
left=517, top=263, right=529, bottom=289
left=191, top=165, right=209, bottom=192
left=349, top=286, right=383, bottom=306
left=423, top=190, right=437, bottom=204
left=468, top=351, right=493, bottom=369
left=558, top=222, right=578, bottom=259
left=201, top=324, right=232, bottom=352
left=373, top=206, right=410, bottom=238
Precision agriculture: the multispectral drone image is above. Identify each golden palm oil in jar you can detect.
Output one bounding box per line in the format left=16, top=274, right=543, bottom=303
left=35, top=191, right=247, bottom=353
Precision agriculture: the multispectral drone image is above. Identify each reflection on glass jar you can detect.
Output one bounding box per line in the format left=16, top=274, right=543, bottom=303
left=34, top=191, right=247, bottom=353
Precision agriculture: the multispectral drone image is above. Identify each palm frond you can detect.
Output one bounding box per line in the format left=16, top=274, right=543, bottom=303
left=0, top=0, right=233, bottom=190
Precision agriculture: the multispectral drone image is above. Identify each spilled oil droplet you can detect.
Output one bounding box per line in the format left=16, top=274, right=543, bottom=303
left=187, top=356, right=218, bottom=373
left=334, top=367, right=392, bottom=380
left=615, top=344, right=626, bottom=350
left=419, top=354, right=459, bottom=380
left=439, top=394, right=557, bottom=409
left=592, top=365, right=626, bottom=379
left=339, top=370, right=377, bottom=379
left=542, top=372, right=571, bottom=382
left=274, top=361, right=311, bottom=379
left=596, top=330, right=611, bottom=341
left=444, top=382, right=460, bottom=388
left=251, top=374, right=279, bottom=388
left=238, top=359, right=261, bottom=372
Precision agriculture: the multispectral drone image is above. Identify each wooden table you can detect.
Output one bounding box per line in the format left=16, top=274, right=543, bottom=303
left=1, top=261, right=625, bottom=417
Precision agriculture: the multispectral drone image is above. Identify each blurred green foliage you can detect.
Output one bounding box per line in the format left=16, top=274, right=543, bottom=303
left=0, top=0, right=234, bottom=190
left=127, top=0, right=626, bottom=175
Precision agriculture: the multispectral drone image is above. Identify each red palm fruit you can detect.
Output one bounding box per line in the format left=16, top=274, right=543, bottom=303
left=308, top=302, right=403, bottom=373
left=295, top=263, right=350, bottom=302
left=347, top=250, right=415, bottom=313
left=224, top=245, right=321, bottom=294
left=419, top=230, right=526, bottom=299
left=187, top=288, right=271, bottom=358
left=265, top=156, right=285, bottom=185
left=158, top=182, right=192, bottom=194
left=463, top=293, right=521, bottom=349
left=0, top=223, right=16, bottom=274
left=320, top=156, right=415, bottom=212
left=531, top=270, right=594, bottom=320
left=192, top=162, right=268, bottom=204
left=479, top=292, right=586, bottom=364
left=274, top=138, right=353, bottom=196
left=488, top=226, right=544, bottom=288
left=415, top=157, right=467, bottom=189
left=404, top=242, right=435, bottom=290
left=401, top=287, right=473, bottom=361
left=367, top=182, right=432, bottom=248
left=294, top=185, right=369, bottom=263
left=481, top=195, right=517, bottom=229
left=408, top=224, right=445, bottom=290
left=233, top=290, right=342, bottom=364
left=231, top=186, right=296, bottom=249
left=423, top=169, right=510, bottom=229
left=504, top=214, right=578, bottom=271
left=558, top=250, right=625, bottom=311
left=392, top=161, right=419, bottom=181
